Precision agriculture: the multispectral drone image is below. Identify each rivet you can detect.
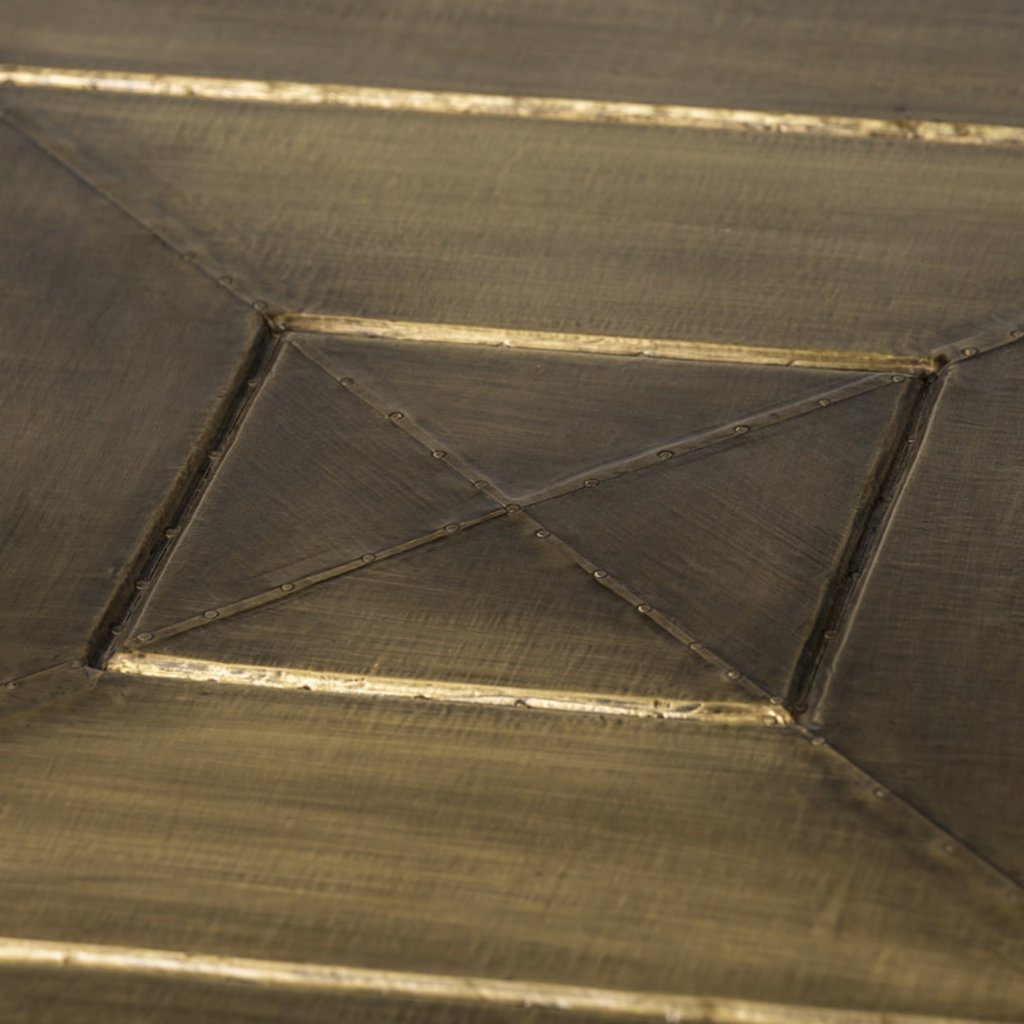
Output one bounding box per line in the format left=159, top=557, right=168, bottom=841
left=583, top=478, right=600, bottom=487
left=431, top=450, right=447, bottom=460
left=873, top=788, right=887, bottom=798
left=769, top=696, right=782, bottom=705
left=637, top=603, right=652, bottom=614
left=472, top=480, right=490, bottom=489
left=209, top=449, right=222, bottom=459
left=247, top=378, right=259, bottom=388
left=961, top=347, right=978, bottom=357
left=592, top=570, right=608, bottom=579
left=942, top=842, right=956, bottom=854
left=339, top=377, right=354, bottom=386
left=136, top=633, right=153, bottom=643
left=534, top=529, right=550, bottom=538
left=1010, top=329, right=1024, bottom=339
left=203, top=610, right=219, bottom=619
left=817, top=398, right=831, bottom=407
left=726, top=670, right=740, bottom=679
left=733, top=425, right=750, bottom=434
left=505, top=503, right=521, bottom=512
left=444, top=523, right=460, bottom=534
left=823, top=630, right=837, bottom=641
left=388, top=411, right=404, bottom=421
left=134, top=580, right=148, bottom=591
left=252, top=300, right=268, bottom=311
left=280, top=583, right=295, bottom=592
left=890, top=374, right=905, bottom=383
left=810, top=736, right=825, bottom=746
left=70, top=659, right=85, bottom=668
left=218, top=275, right=234, bottom=285
left=110, top=625, right=122, bottom=635
left=164, top=528, right=179, bottom=539
left=361, top=553, right=376, bottom=563
left=657, top=450, right=674, bottom=460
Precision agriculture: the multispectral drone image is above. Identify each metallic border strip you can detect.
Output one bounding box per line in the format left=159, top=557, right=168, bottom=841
left=3, top=64, right=1023, bottom=147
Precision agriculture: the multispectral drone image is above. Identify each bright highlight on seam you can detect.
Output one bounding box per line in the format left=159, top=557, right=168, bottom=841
left=2, top=64, right=1023, bottom=147
left=280, top=313, right=932, bottom=373
left=109, top=652, right=790, bottom=726
left=0, top=936, right=1004, bottom=1024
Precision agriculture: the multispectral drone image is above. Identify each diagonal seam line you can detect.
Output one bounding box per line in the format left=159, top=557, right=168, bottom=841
left=0, top=936, right=1013, bottom=1024
left=3, top=64, right=1024, bottom=148
left=0, top=96, right=260, bottom=312
left=106, top=652, right=788, bottom=726
left=518, top=372, right=906, bottom=507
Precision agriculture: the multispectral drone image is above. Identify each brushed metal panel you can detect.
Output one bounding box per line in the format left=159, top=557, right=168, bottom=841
left=0, top=119, right=257, bottom=683
left=2, top=1, right=1023, bottom=125
left=14, top=90, right=1024, bottom=360
left=820, top=343, right=1024, bottom=884
left=0, top=669, right=1020, bottom=1019
left=298, top=334, right=859, bottom=499
left=134, top=341, right=498, bottom=634
left=534, top=385, right=908, bottom=696
left=147, top=513, right=749, bottom=703
left=0, top=966, right=638, bottom=1024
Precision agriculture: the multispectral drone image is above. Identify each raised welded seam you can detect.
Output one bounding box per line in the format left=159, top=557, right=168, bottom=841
left=108, top=652, right=788, bottom=726
left=520, top=372, right=906, bottom=508
left=797, top=373, right=946, bottom=725
left=3, top=937, right=1010, bottom=1024
left=800, top=728, right=1024, bottom=901
left=285, top=313, right=933, bottom=373
left=3, top=64, right=1023, bottom=148
left=515, top=511, right=777, bottom=709
left=123, top=508, right=506, bottom=649
left=86, top=322, right=282, bottom=669
left=291, top=336, right=515, bottom=508
left=0, top=98, right=266, bottom=313
left=930, top=323, right=1024, bottom=368
left=784, top=375, right=927, bottom=715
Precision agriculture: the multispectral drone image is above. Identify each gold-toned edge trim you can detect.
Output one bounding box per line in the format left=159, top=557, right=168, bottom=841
left=108, top=651, right=789, bottom=726
left=3, top=64, right=1023, bottom=148
left=0, top=935, right=1006, bottom=1024
left=283, top=314, right=932, bottom=373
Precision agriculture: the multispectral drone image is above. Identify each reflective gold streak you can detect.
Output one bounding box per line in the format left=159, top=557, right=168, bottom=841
left=0, top=936, right=1003, bottom=1024
left=282, top=314, right=932, bottom=373
left=2, top=64, right=1022, bottom=147
left=109, top=652, right=790, bottom=726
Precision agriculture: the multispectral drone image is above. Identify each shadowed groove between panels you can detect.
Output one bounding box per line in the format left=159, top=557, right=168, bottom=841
left=0, top=936, right=1014, bottom=1024
left=4, top=64, right=1024, bottom=148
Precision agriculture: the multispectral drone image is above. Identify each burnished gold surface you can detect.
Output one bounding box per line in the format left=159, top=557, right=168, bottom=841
left=1, top=4, right=1022, bottom=1022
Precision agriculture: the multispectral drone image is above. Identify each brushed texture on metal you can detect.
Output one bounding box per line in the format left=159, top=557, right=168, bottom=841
left=298, top=334, right=860, bottom=499
left=534, top=385, right=908, bottom=697
left=133, top=342, right=498, bottom=634
left=0, top=966, right=645, bottom=1024
left=12, top=90, right=1024, bottom=360
left=0, top=670, right=1021, bottom=1019
left=145, top=514, right=750, bottom=703
left=820, top=344, right=1024, bottom=885
left=0, top=119, right=257, bottom=683
left=2, top=0, right=1023, bottom=126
